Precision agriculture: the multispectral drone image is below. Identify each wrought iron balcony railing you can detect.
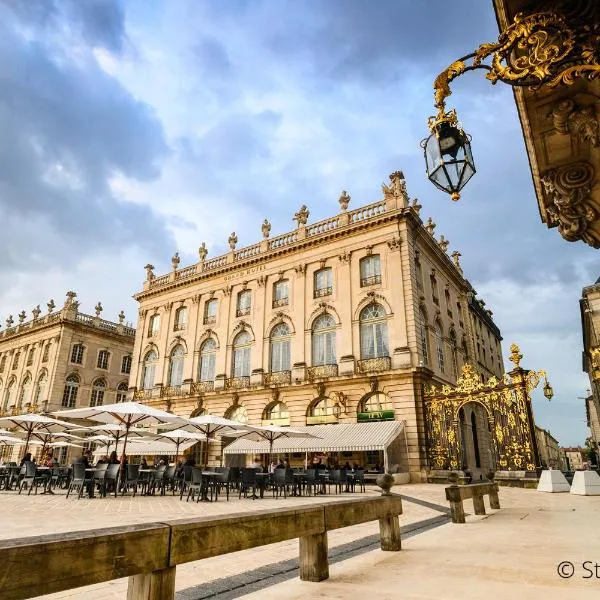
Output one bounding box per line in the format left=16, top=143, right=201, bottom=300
left=264, top=371, right=291, bottom=386
left=133, top=389, right=154, bottom=400
left=236, top=307, right=251, bottom=317
left=192, top=381, right=215, bottom=394
left=272, top=297, right=289, bottom=308
left=203, top=316, right=216, bottom=325
left=357, top=356, right=392, bottom=374
left=160, top=386, right=184, bottom=398
left=314, top=287, right=333, bottom=298
left=225, top=376, right=250, bottom=390
left=307, top=364, right=338, bottom=381
left=360, top=274, right=382, bottom=287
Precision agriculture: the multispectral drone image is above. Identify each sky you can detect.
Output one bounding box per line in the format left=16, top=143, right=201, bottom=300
left=0, top=0, right=596, bottom=445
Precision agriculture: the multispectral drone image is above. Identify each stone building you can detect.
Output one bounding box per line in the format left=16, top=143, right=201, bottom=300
left=535, top=426, right=567, bottom=470
left=129, top=172, right=504, bottom=481
left=562, top=447, right=587, bottom=471
left=0, top=292, right=135, bottom=462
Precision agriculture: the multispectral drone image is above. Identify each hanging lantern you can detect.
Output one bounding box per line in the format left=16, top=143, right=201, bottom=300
left=543, top=379, right=554, bottom=400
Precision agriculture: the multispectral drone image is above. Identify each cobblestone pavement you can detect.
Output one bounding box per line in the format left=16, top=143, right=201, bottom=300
left=0, top=483, right=451, bottom=599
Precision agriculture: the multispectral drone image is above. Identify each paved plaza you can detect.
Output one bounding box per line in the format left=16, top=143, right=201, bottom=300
left=1, top=484, right=599, bottom=599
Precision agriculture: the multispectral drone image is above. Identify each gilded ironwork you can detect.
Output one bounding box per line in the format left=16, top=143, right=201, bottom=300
left=424, top=345, right=550, bottom=472
left=307, top=364, right=339, bottom=382
left=192, top=381, right=214, bottom=394
left=264, top=371, right=291, bottom=386
left=225, top=376, right=250, bottom=390
left=357, top=357, right=392, bottom=374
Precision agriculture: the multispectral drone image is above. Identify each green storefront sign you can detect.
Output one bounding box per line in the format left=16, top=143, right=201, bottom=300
left=357, top=410, right=395, bottom=422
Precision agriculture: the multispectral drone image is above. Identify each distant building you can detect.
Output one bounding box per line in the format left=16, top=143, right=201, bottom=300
left=535, top=426, right=567, bottom=471
left=129, top=171, right=505, bottom=480
left=562, top=447, right=587, bottom=471
left=0, top=292, right=135, bottom=462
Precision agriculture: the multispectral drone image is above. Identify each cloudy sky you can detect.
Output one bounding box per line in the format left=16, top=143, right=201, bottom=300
left=0, top=0, right=596, bottom=445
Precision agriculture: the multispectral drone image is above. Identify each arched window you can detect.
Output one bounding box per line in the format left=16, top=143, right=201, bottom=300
left=232, top=332, right=252, bottom=378
left=142, top=350, right=157, bottom=390
left=199, top=339, right=217, bottom=382
left=434, top=321, right=445, bottom=372
left=312, top=314, right=336, bottom=366
left=3, top=379, right=15, bottom=411
left=419, top=309, right=430, bottom=366
left=360, top=255, right=381, bottom=287
left=174, top=307, right=188, bottom=331
left=168, top=345, right=185, bottom=387
left=62, top=374, right=79, bottom=408
left=308, top=396, right=337, bottom=419
left=358, top=392, right=394, bottom=420
left=18, top=375, right=32, bottom=408
left=270, top=323, right=291, bottom=373
left=116, top=382, right=128, bottom=403
left=359, top=304, right=389, bottom=360
left=226, top=405, right=248, bottom=423
left=449, top=330, right=458, bottom=378
left=34, top=372, right=47, bottom=405
left=263, top=401, right=290, bottom=426
left=90, top=379, right=106, bottom=407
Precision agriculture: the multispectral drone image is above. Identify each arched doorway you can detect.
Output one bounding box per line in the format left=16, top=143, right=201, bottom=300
left=457, top=402, right=494, bottom=479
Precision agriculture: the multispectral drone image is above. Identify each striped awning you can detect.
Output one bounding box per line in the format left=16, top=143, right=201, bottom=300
left=223, top=421, right=404, bottom=455
left=92, top=439, right=198, bottom=457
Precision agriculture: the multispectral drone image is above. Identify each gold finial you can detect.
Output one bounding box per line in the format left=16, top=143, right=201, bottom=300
left=509, top=343, right=523, bottom=369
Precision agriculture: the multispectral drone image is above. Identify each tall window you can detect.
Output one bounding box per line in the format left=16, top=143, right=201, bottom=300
left=199, top=339, right=217, bottom=382
left=204, top=299, right=218, bottom=324
left=419, top=309, right=430, bottom=366
left=450, top=330, right=458, bottom=379
left=42, top=344, right=50, bottom=363
left=116, top=382, right=128, bottom=403
left=168, top=345, right=185, bottom=387
left=97, top=350, right=110, bottom=370
left=12, top=352, right=20, bottom=370
left=310, top=396, right=336, bottom=418
left=360, top=392, right=393, bottom=413
left=147, top=314, right=160, bottom=337
left=232, top=331, right=252, bottom=377
left=312, top=314, right=336, bottom=366
left=26, top=348, right=34, bottom=366
left=0, top=355, right=5, bottom=373
left=3, top=379, right=16, bottom=411
left=457, top=302, right=464, bottom=326
left=445, top=289, right=452, bottom=317
left=90, top=379, right=106, bottom=407
left=236, top=290, right=252, bottom=317
left=273, top=280, right=289, bottom=307
left=121, top=355, right=132, bottom=374
left=270, top=323, right=291, bottom=372
left=71, top=344, right=84, bottom=365
left=18, top=375, right=32, bottom=408
left=141, top=350, right=157, bottom=390
left=263, top=401, right=290, bottom=425
left=415, top=254, right=423, bottom=291
left=62, top=374, right=79, bottom=408
left=359, top=304, right=389, bottom=359
left=314, top=268, right=333, bottom=298
left=434, top=321, right=445, bottom=372
left=174, top=306, right=188, bottom=331
left=430, top=274, right=439, bottom=305
left=34, top=372, right=47, bottom=405
left=226, top=404, right=248, bottom=423
left=360, top=255, right=381, bottom=287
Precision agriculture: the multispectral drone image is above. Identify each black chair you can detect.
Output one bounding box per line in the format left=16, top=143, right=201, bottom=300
left=66, top=463, right=93, bottom=499
left=303, top=469, right=320, bottom=496
left=179, top=465, right=194, bottom=500
left=214, top=467, right=231, bottom=501
left=353, top=470, right=366, bottom=492
left=160, top=466, right=176, bottom=496
left=239, top=468, right=258, bottom=499
left=102, top=464, right=120, bottom=497
left=18, top=462, right=45, bottom=495
left=328, top=470, right=347, bottom=494
left=121, top=464, right=141, bottom=497
left=93, top=463, right=109, bottom=495
left=272, top=468, right=287, bottom=498
left=186, top=468, right=203, bottom=502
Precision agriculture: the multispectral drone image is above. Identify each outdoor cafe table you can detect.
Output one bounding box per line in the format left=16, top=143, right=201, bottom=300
left=201, top=471, right=219, bottom=502
left=138, top=469, right=155, bottom=496
left=35, top=466, right=54, bottom=495
left=255, top=472, right=271, bottom=499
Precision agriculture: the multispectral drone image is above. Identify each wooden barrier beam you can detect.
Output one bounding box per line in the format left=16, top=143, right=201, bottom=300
left=445, top=483, right=500, bottom=524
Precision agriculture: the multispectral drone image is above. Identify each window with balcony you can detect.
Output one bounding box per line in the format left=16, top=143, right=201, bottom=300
left=121, top=354, right=132, bottom=374
left=314, top=268, right=333, bottom=298
left=236, top=291, right=252, bottom=317
left=116, top=382, right=128, bottom=403
left=141, top=350, right=157, bottom=390
left=232, top=331, right=252, bottom=377
left=419, top=309, right=430, bottom=366
left=174, top=306, right=188, bottom=331
left=62, top=374, right=79, bottom=408
left=147, top=314, right=160, bottom=337
left=42, top=344, right=50, bottom=363
left=168, top=345, right=185, bottom=388
left=70, top=344, right=84, bottom=365
left=18, top=375, right=32, bottom=408
left=204, top=299, right=218, bottom=324
left=12, top=352, right=20, bottom=370
left=312, top=314, right=336, bottom=366
left=26, top=348, right=34, bottom=367
left=359, top=303, right=389, bottom=360
left=273, top=280, right=289, bottom=307
left=3, top=379, right=16, bottom=411
left=434, top=321, right=445, bottom=373
left=34, top=372, right=47, bottom=406
left=270, top=323, right=291, bottom=373
left=97, top=350, right=110, bottom=370
left=90, top=378, right=106, bottom=407
left=359, top=255, right=381, bottom=287
left=199, top=339, right=217, bottom=382
left=430, top=274, right=439, bottom=305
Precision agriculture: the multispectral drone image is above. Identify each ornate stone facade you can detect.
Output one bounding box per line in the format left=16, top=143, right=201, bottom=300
left=130, top=172, right=504, bottom=480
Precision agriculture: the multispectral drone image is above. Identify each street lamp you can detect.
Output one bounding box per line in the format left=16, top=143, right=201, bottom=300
left=543, top=379, right=554, bottom=401
left=421, top=110, right=475, bottom=201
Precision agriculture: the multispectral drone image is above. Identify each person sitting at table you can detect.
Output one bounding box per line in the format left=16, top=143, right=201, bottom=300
left=96, top=455, right=108, bottom=465
left=73, top=450, right=95, bottom=497
left=108, top=451, right=119, bottom=465
left=45, top=453, right=58, bottom=468
left=343, top=461, right=351, bottom=471
left=314, top=458, right=325, bottom=470
left=252, top=457, right=263, bottom=472
left=183, top=455, right=194, bottom=467
left=20, top=452, right=32, bottom=467
left=140, top=457, right=148, bottom=468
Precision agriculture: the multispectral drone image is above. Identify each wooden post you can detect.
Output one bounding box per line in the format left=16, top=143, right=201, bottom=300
left=489, top=485, right=500, bottom=510
left=379, top=515, right=402, bottom=551
left=472, top=493, right=486, bottom=516
left=299, top=532, right=329, bottom=582
left=127, top=567, right=176, bottom=600
left=449, top=499, right=465, bottom=524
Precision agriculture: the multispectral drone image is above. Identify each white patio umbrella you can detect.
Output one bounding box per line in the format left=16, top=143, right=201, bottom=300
left=180, top=415, right=253, bottom=470
left=157, top=429, right=209, bottom=462
left=229, top=425, right=321, bottom=463
left=53, top=402, right=186, bottom=459
left=0, top=414, right=77, bottom=456
left=0, top=434, right=24, bottom=445
left=49, top=441, right=84, bottom=449
left=72, top=424, right=155, bottom=453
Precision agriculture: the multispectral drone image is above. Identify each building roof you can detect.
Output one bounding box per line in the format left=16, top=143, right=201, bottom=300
left=223, top=421, right=405, bottom=455
left=92, top=439, right=197, bottom=457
